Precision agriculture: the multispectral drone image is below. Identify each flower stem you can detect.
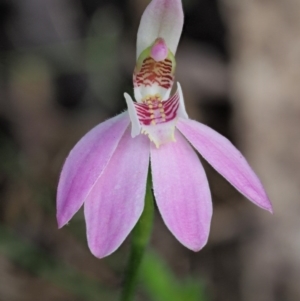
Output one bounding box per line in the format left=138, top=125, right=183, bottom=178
left=120, top=170, right=154, bottom=301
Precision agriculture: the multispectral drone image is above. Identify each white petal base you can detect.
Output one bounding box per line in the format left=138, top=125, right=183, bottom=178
left=141, top=119, right=177, bottom=148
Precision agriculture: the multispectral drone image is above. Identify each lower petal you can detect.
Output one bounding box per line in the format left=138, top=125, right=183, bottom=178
left=84, top=128, right=150, bottom=258
left=177, top=118, right=273, bottom=212
left=151, top=130, right=212, bottom=251
left=57, top=112, right=129, bottom=228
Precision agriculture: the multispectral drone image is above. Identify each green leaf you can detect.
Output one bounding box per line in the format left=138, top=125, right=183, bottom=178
left=140, top=250, right=208, bottom=301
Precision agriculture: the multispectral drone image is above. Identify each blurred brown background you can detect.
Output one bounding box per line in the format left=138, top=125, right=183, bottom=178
left=0, top=0, right=299, bottom=300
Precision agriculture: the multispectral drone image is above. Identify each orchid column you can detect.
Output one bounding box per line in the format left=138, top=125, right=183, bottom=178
left=57, top=0, right=272, bottom=299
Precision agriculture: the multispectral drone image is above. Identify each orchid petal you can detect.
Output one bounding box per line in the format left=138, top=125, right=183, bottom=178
left=176, top=82, right=189, bottom=119
left=177, top=119, right=273, bottom=212
left=84, top=128, right=150, bottom=258
left=57, top=112, right=130, bottom=228
left=124, top=93, right=141, bottom=137
left=151, top=130, right=212, bottom=251
left=137, top=0, right=184, bottom=58
left=132, top=87, right=182, bottom=147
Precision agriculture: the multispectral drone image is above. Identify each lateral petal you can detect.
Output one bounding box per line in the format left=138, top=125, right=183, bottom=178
left=84, top=128, right=150, bottom=258
left=124, top=92, right=141, bottom=137
left=137, top=0, right=184, bottom=58
left=177, top=118, right=273, bottom=212
left=57, top=112, right=130, bottom=228
left=176, top=82, right=189, bottom=119
left=151, top=130, right=212, bottom=251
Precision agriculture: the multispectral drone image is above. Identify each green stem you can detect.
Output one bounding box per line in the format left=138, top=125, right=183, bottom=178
left=120, top=170, right=154, bottom=301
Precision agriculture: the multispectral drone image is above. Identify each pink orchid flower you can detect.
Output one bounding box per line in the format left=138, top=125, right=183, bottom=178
left=57, top=0, right=272, bottom=258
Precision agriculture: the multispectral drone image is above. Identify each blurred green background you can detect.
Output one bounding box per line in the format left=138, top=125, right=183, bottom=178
left=1, top=0, right=300, bottom=300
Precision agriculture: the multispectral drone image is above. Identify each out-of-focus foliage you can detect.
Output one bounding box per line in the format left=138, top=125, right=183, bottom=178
left=0, top=222, right=208, bottom=301
left=141, top=251, right=207, bottom=301
left=0, top=225, right=115, bottom=301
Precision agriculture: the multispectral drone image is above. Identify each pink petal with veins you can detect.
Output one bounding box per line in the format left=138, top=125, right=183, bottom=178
left=57, top=112, right=130, bottom=228
left=177, top=118, right=273, bottom=213
left=84, top=128, right=150, bottom=258
left=151, top=130, right=212, bottom=251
